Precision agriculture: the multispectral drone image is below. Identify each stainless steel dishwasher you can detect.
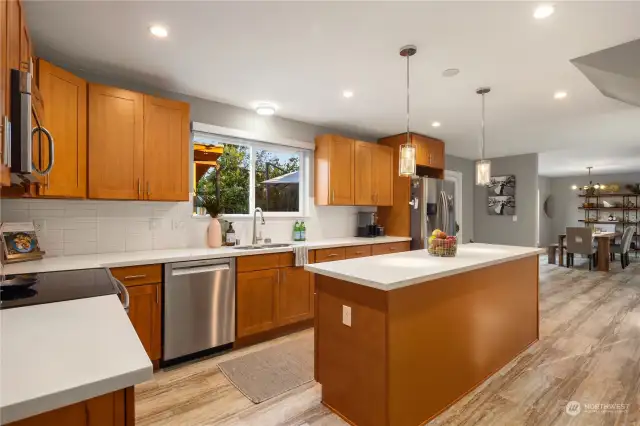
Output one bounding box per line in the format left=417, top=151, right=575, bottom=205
left=164, top=258, right=235, bottom=363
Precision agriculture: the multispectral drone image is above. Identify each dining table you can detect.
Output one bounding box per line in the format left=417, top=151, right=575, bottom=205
left=558, top=231, right=621, bottom=272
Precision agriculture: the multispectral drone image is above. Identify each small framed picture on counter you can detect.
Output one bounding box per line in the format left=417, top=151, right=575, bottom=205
left=1, top=222, right=45, bottom=263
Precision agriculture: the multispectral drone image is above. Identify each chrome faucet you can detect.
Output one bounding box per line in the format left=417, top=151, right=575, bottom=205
left=252, top=207, right=265, bottom=245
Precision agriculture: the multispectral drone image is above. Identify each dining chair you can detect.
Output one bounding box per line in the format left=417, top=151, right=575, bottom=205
left=610, top=227, right=634, bottom=269
left=566, top=227, right=598, bottom=270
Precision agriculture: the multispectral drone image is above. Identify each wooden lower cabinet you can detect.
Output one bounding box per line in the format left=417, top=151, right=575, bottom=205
left=237, top=269, right=279, bottom=338
left=371, top=241, right=411, bottom=256
left=8, top=388, right=134, bottom=426
left=278, top=266, right=314, bottom=326
left=126, top=283, right=162, bottom=362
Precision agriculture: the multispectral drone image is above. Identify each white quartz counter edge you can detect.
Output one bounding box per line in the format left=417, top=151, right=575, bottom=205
left=2, top=236, right=411, bottom=275
left=304, top=244, right=546, bottom=291
left=0, top=295, right=153, bottom=424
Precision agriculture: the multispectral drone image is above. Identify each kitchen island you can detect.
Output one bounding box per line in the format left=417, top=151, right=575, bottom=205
left=305, top=243, right=544, bottom=426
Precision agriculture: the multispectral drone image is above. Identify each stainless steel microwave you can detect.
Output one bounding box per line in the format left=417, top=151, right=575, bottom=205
left=9, top=68, right=54, bottom=183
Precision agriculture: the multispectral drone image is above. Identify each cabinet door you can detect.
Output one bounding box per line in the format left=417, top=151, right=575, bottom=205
left=126, top=283, right=162, bottom=361
left=278, top=267, right=313, bottom=326
left=19, top=4, right=30, bottom=72
left=88, top=84, right=143, bottom=200
left=143, top=95, right=190, bottom=201
left=329, top=136, right=354, bottom=205
left=237, top=269, right=279, bottom=338
left=37, top=60, right=87, bottom=198
left=427, top=139, right=445, bottom=169
left=373, top=145, right=393, bottom=206
left=354, top=141, right=373, bottom=205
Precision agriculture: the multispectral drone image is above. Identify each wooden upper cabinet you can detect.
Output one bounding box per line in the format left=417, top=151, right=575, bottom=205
left=315, top=134, right=354, bottom=205
left=143, top=95, right=189, bottom=201
left=372, top=144, right=393, bottom=206
left=354, top=141, right=393, bottom=206
left=414, top=134, right=444, bottom=170
left=36, top=60, right=87, bottom=198
left=354, top=141, right=374, bottom=205
left=88, top=84, right=144, bottom=200
left=19, top=4, right=30, bottom=72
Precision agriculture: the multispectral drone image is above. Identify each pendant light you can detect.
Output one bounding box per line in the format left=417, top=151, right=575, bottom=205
left=475, top=87, right=492, bottom=186
left=398, top=45, right=417, bottom=177
left=571, top=167, right=603, bottom=194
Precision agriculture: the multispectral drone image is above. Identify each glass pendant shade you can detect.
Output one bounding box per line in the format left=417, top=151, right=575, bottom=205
left=475, top=159, right=491, bottom=186
left=399, top=143, right=417, bottom=176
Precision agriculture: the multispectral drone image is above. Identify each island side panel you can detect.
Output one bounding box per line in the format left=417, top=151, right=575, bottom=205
left=316, top=275, right=389, bottom=426
left=387, top=255, right=539, bottom=426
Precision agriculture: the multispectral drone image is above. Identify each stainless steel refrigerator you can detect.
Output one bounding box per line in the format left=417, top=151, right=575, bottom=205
left=410, top=177, right=456, bottom=250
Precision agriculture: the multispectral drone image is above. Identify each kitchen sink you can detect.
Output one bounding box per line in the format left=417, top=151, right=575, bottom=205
left=233, top=243, right=292, bottom=250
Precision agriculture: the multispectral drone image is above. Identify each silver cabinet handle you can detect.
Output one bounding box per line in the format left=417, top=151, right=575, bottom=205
left=331, top=189, right=335, bottom=204
left=137, top=178, right=141, bottom=199
left=147, top=181, right=151, bottom=198
left=2, top=117, right=10, bottom=167
left=31, top=126, right=55, bottom=175
left=156, top=287, right=160, bottom=305
left=123, top=274, right=147, bottom=280
left=114, top=278, right=130, bottom=314
left=326, top=253, right=338, bottom=258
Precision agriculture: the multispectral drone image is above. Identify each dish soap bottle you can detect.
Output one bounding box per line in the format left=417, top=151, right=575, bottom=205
left=293, top=221, right=301, bottom=241
left=300, top=221, right=306, bottom=241
left=225, top=222, right=236, bottom=246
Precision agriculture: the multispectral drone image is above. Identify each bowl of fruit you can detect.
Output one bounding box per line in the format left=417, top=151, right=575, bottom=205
left=428, top=229, right=457, bottom=257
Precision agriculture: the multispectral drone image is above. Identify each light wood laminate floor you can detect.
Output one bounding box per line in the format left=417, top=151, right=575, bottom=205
left=136, top=255, right=640, bottom=426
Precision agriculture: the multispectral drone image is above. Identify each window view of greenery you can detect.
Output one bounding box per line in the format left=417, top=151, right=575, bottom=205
left=194, top=142, right=300, bottom=215
left=255, top=149, right=300, bottom=212
left=195, top=143, right=250, bottom=214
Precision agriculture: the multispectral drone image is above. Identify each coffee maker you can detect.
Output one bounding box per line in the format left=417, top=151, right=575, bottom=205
left=356, top=212, right=384, bottom=237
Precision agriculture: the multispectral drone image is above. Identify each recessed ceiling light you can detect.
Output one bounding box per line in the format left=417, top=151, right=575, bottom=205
left=442, top=69, right=460, bottom=77
left=554, top=91, right=568, bottom=99
left=149, top=25, right=168, bottom=38
left=342, top=90, right=354, bottom=98
left=534, top=5, right=555, bottom=19
left=431, top=122, right=441, bottom=128
left=255, top=103, right=277, bottom=116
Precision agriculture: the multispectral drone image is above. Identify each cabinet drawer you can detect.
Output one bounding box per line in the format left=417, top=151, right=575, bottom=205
left=111, top=264, right=162, bottom=286
left=315, top=247, right=346, bottom=263
left=345, top=245, right=372, bottom=259
left=371, top=242, right=410, bottom=256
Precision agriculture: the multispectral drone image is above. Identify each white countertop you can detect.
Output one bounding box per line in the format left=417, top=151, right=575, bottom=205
left=304, top=243, right=545, bottom=291
left=2, top=236, right=411, bottom=275
left=0, top=295, right=153, bottom=424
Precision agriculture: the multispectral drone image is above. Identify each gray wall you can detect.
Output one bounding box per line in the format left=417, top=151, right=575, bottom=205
left=445, top=155, right=475, bottom=243
left=547, top=172, right=640, bottom=239
left=538, top=176, right=553, bottom=247
left=474, top=153, right=539, bottom=247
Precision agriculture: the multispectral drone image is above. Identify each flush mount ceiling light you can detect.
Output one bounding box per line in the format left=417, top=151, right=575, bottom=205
left=342, top=90, right=354, bottom=98
left=475, top=87, right=492, bottom=186
left=149, top=25, right=168, bottom=38
left=534, top=4, right=555, bottom=19
left=554, top=91, right=568, bottom=99
left=398, top=45, right=417, bottom=177
left=431, top=122, right=441, bottom=128
left=255, top=103, right=277, bottom=116
left=442, top=68, right=460, bottom=77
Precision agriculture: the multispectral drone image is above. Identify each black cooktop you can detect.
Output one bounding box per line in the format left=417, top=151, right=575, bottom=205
left=0, top=268, right=119, bottom=310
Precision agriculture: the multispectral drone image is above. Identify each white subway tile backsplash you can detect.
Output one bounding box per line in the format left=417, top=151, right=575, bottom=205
left=64, top=228, right=97, bottom=243
left=63, top=241, right=97, bottom=256
left=1, top=198, right=366, bottom=257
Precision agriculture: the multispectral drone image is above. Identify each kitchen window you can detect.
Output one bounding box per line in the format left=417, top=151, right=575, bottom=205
left=193, top=132, right=307, bottom=217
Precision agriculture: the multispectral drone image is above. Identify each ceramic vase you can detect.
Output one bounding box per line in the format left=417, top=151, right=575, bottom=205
left=207, top=217, right=222, bottom=248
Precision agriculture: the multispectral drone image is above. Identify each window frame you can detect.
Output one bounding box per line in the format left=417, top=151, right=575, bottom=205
left=192, top=136, right=309, bottom=219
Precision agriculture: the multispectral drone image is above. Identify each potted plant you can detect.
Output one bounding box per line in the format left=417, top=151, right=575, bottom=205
left=196, top=190, right=224, bottom=248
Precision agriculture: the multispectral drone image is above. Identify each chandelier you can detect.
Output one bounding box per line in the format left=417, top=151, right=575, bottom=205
left=571, top=166, right=605, bottom=195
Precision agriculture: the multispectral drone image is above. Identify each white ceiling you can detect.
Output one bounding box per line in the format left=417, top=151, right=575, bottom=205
left=539, top=147, right=640, bottom=177
left=25, top=1, right=640, bottom=160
